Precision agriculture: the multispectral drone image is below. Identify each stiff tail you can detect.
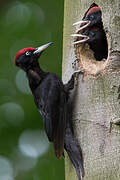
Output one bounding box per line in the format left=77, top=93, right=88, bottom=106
left=53, top=94, right=67, bottom=158
left=64, top=125, right=84, bottom=180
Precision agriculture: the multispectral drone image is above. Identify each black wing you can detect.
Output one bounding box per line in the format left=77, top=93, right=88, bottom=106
left=52, top=91, right=67, bottom=158
left=36, top=74, right=67, bottom=158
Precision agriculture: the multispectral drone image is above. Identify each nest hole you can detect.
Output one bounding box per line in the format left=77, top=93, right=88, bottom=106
left=73, top=3, right=109, bottom=76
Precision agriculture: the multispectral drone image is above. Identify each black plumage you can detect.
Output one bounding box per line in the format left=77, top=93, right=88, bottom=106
left=15, top=43, right=84, bottom=180
left=83, top=3, right=108, bottom=60
left=73, top=3, right=108, bottom=61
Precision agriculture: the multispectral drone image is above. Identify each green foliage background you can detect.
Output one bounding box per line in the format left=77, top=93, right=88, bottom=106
left=0, top=0, right=64, bottom=179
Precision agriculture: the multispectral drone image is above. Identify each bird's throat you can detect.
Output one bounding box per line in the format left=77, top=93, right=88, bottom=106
left=26, top=62, right=46, bottom=91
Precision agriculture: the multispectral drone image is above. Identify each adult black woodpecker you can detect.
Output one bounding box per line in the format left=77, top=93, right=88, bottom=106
left=15, top=43, right=84, bottom=180
left=72, top=3, right=108, bottom=61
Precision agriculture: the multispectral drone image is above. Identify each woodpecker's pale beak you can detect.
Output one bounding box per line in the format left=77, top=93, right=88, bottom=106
left=34, top=42, right=53, bottom=55
left=72, top=20, right=90, bottom=44
left=73, top=20, right=90, bottom=31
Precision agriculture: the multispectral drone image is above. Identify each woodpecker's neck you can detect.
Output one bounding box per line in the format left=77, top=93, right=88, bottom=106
left=88, top=29, right=108, bottom=61
left=27, top=61, right=45, bottom=76
left=26, top=61, right=47, bottom=91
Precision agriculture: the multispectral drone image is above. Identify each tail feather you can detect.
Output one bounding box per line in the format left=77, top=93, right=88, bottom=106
left=53, top=97, right=67, bottom=158
left=64, top=126, right=84, bottom=180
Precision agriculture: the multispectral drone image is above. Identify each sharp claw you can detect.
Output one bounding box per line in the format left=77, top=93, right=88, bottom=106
left=74, top=70, right=84, bottom=74
left=73, top=70, right=84, bottom=86
left=73, top=36, right=89, bottom=44
left=73, top=20, right=90, bottom=26
left=71, top=34, right=88, bottom=38
left=76, top=59, right=79, bottom=62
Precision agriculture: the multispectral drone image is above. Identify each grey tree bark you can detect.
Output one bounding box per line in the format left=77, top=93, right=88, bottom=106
left=62, top=0, right=120, bottom=180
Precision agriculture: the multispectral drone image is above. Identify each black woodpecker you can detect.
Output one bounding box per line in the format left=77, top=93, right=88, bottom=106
left=72, top=3, right=108, bottom=61
left=15, top=43, right=84, bottom=180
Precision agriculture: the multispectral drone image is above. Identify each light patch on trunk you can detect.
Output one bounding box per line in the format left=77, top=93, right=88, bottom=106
left=74, top=43, right=109, bottom=77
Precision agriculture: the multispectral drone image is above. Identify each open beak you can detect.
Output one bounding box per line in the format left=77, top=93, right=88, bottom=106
left=73, top=20, right=90, bottom=31
left=71, top=34, right=89, bottom=44
left=34, top=42, right=53, bottom=55
left=72, top=20, right=90, bottom=44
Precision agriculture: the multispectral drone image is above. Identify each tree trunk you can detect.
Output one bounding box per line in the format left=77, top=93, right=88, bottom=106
left=62, top=0, right=120, bottom=180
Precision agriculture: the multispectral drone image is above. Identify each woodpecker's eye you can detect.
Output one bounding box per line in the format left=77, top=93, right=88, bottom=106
left=26, top=51, right=31, bottom=56
left=90, top=15, right=94, bottom=20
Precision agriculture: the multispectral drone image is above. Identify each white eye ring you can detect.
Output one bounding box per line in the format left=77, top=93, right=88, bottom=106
left=26, top=51, right=30, bottom=56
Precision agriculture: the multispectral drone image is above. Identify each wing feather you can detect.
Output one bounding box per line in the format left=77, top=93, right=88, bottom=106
left=36, top=74, right=67, bottom=158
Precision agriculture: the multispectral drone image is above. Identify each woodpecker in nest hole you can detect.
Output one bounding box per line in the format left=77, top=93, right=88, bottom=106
left=15, top=43, right=84, bottom=180
left=72, top=3, right=108, bottom=61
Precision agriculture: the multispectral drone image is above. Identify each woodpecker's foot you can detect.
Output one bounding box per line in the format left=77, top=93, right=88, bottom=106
left=73, top=69, right=84, bottom=86
left=71, top=20, right=90, bottom=44
left=64, top=69, right=84, bottom=91
left=73, top=69, right=84, bottom=76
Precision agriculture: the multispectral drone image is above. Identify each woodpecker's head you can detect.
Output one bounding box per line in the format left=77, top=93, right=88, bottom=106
left=83, top=3, right=102, bottom=29
left=72, top=3, right=103, bottom=44
left=15, top=42, right=52, bottom=71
